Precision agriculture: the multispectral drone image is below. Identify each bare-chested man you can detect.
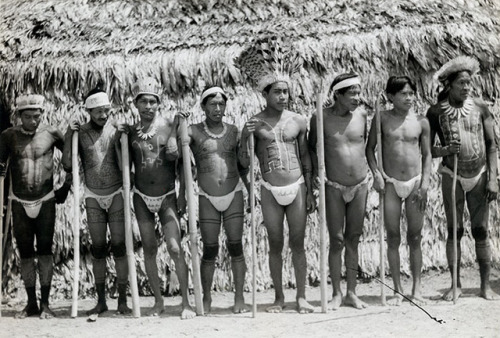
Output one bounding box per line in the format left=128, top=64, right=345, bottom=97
left=62, top=87, right=131, bottom=316
left=366, top=76, right=431, bottom=305
left=427, top=56, right=499, bottom=301
left=309, top=73, right=369, bottom=310
left=240, top=81, right=315, bottom=314
left=120, top=77, right=195, bottom=319
left=179, top=86, right=249, bottom=314
left=0, top=94, right=71, bottom=318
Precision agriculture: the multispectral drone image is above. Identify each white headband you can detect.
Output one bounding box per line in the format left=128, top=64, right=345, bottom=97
left=85, top=92, right=111, bottom=109
left=201, top=87, right=226, bottom=103
left=331, top=77, right=361, bottom=93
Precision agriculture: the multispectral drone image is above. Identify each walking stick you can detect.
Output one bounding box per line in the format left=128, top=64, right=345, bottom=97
left=71, top=131, right=80, bottom=318
left=120, top=133, right=141, bottom=317
left=316, top=84, right=328, bottom=313
left=249, top=133, right=257, bottom=318
left=452, top=154, right=458, bottom=304
left=179, top=115, right=204, bottom=316
left=375, top=93, right=386, bottom=306
left=0, top=175, right=4, bottom=317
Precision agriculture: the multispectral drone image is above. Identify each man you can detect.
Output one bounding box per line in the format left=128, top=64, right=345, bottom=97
left=240, top=80, right=315, bottom=314
left=366, top=76, right=432, bottom=305
left=427, top=56, right=499, bottom=301
left=309, top=73, right=369, bottom=310
left=0, top=94, right=71, bottom=318
left=62, top=87, right=131, bottom=315
left=179, top=86, right=249, bottom=314
left=121, top=77, right=196, bottom=318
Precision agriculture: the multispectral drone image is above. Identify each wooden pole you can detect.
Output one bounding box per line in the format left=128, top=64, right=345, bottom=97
left=2, top=184, right=11, bottom=255
left=249, top=133, right=257, bottom=318
left=120, top=133, right=141, bottom=317
left=71, top=132, right=80, bottom=318
left=316, top=85, right=328, bottom=313
left=179, top=116, right=204, bottom=316
left=0, top=176, right=4, bottom=317
left=452, top=154, right=458, bottom=304
left=375, top=93, right=386, bottom=306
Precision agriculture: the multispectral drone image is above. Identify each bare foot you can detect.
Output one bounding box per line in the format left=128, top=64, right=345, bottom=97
left=441, top=287, right=462, bottom=301
left=266, top=300, right=285, bottom=313
left=181, top=305, right=196, bottom=320
left=147, top=301, right=164, bottom=316
left=86, top=302, right=108, bottom=316
left=117, top=302, right=132, bottom=315
left=409, top=294, right=427, bottom=306
left=480, top=286, right=500, bottom=300
left=297, top=298, right=314, bottom=314
left=344, top=292, right=368, bottom=309
left=203, top=295, right=212, bottom=314
left=387, top=295, right=404, bottom=306
left=327, top=293, right=342, bottom=311
left=15, top=303, right=40, bottom=319
left=39, top=304, right=56, bottom=319
left=233, top=297, right=249, bottom=314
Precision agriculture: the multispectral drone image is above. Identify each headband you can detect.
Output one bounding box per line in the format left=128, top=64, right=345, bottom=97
left=201, top=87, right=226, bottom=103
left=85, top=92, right=111, bottom=109
left=331, top=77, right=361, bottom=93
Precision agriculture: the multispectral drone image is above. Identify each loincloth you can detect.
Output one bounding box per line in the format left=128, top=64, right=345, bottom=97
left=383, top=174, right=421, bottom=200
left=199, top=180, right=244, bottom=212
left=261, top=176, right=304, bottom=206
left=133, top=187, right=175, bottom=213
left=438, top=163, right=486, bottom=192
left=84, top=186, right=123, bottom=212
left=10, top=191, right=55, bottom=219
left=325, top=175, right=369, bottom=203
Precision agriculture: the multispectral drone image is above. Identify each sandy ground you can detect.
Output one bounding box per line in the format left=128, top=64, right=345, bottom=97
left=1, top=267, right=500, bottom=338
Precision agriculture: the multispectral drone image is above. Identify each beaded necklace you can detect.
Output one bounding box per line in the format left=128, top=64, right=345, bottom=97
left=443, top=99, right=474, bottom=119
left=136, top=116, right=159, bottom=140
left=203, top=121, right=226, bottom=139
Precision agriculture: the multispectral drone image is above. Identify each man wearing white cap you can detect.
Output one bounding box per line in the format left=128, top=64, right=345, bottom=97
left=309, top=73, right=369, bottom=310
left=121, top=77, right=195, bottom=318
left=178, top=85, right=249, bottom=314
left=427, top=56, right=499, bottom=301
left=0, top=94, right=71, bottom=318
left=62, top=86, right=131, bottom=316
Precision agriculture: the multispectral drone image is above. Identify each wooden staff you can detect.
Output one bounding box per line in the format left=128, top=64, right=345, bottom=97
left=316, top=85, right=328, bottom=313
left=249, top=133, right=257, bottom=318
left=71, top=131, right=80, bottom=318
left=0, top=175, right=4, bottom=317
left=452, top=154, right=458, bottom=304
left=120, top=133, right=141, bottom=317
left=375, top=93, right=386, bottom=306
left=179, top=115, right=204, bottom=316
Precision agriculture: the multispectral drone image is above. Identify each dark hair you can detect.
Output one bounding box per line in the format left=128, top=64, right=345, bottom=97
left=85, top=82, right=106, bottom=101
left=385, top=76, right=417, bottom=98
left=201, top=85, right=228, bottom=105
left=329, top=73, right=359, bottom=97
left=437, top=70, right=471, bottom=102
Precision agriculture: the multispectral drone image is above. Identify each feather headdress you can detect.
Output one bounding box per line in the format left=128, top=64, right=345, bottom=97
left=434, top=56, right=480, bottom=83
left=236, top=36, right=303, bottom=92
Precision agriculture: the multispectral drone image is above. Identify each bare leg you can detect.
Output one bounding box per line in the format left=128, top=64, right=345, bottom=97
left=286, top=184, right=314, bottom=314
left=261, top=187, right=286, bottom=313
left=325, top=186, right=345, bottom=310
left=133, top=194, right=164, bottom=316
left=159, top=195, right=196, bottom=319
left=441, top=174, right=465, bottom=301
left=405, top=189, right=425, bottom=306
left=384, top=183, right=404, bottom=306
left=343, top=184, right=368, bottom=309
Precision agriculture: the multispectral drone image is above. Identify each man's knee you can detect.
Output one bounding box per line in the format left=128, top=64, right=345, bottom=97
left=406, top=232, right=422, bottom=248
left=330, top=235, right=344, bottom=252
left=202, top=243, right=219, bottom=261
left=386, top=231, right=401, bottom=249
left=447, top=227, right=464, bottom=241
left=111, top=243, right=127, bottom=258
left=471, top=227, right=488, bottom=241
left=227, top=241, right=243, bottom=258
left=91, top=244, right=108, bottom=259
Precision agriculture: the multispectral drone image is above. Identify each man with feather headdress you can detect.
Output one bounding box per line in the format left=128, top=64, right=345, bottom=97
left=238, top=36, right=315, bottom=314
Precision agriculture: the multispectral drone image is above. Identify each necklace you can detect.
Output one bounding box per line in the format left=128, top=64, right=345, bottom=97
left=136, top=116, right=159, bottom=140
left=443, top=99, right=474, bottom=119
left=20, top=126, right=36, bottom=135
left=203, top=121, right=226, bottom=139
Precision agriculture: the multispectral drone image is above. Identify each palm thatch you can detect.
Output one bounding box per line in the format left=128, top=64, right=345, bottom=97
left=1, top=0, right=499, bottom=298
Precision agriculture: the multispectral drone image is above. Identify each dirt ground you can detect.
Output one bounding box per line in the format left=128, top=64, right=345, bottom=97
left=1, top=266, right=500, bottom=338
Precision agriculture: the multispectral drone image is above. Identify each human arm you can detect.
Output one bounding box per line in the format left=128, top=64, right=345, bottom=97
left=365, top=116, right=385, bottom=192
left=297, top=116, right=315, bottom=213
left=413, top=117, right=432, bottom=211
left=308, top=114, right=319, bottom=183
left=426, top=106, right=460, bottom=158
left=479, top=101, right=498, bottom=201
left=0, top=130, right=12, bottom=177
left=61, top=120, right=80, bottom=172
